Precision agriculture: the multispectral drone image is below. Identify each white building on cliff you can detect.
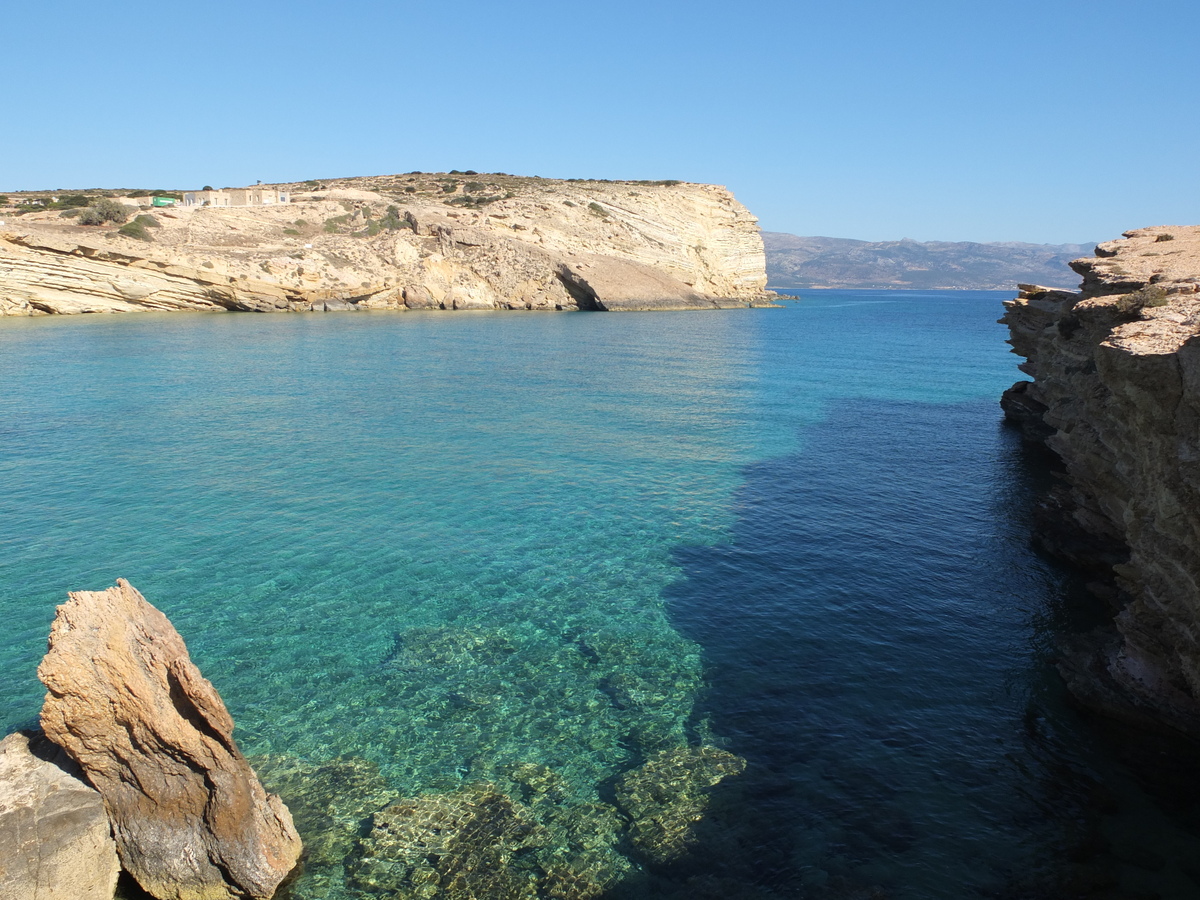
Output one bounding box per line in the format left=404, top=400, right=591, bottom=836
left=182, top=188, right=290, bottom=208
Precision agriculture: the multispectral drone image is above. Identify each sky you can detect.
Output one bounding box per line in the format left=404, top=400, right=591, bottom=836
left=3, top=0, right=1197, bottom=244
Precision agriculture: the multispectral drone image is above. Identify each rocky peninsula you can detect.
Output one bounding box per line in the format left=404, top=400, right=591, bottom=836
left=0, top=174, right=773, bottom=315
left=1000, top=225, right=1200, bottom=740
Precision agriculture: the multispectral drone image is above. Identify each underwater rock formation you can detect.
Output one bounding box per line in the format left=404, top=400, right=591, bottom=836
left=614, top=746, right=746, bottom=864
left=37, top=579, right=302, bottom=900
left=1000, top=225, right=1200, bottom=740
left=344, top=774, right=639, bottom=900
left=0, top=729, right=121, bottom=900
left=348, top=782, right=547, bottom=899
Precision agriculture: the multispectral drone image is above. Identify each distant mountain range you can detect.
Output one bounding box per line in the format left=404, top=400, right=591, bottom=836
left=763, top=232, right=1096, bottom=291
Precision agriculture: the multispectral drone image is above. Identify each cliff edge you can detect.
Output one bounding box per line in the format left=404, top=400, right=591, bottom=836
left=1000, top=225, right=1200, bottom=740
left=0, top=174, right=773, bottom=315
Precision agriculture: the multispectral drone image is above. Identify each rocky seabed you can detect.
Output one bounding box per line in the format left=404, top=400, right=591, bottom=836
left=1, top=581, right=745, bottom=900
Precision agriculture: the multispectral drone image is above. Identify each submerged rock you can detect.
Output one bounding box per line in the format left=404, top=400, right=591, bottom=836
left=348, top=782, right=546, bottom=899
left=0, top=729, right=120, bottom=900
left=252, top=753, right=399, bottom=891
left=346, top=773, right=633, bottom=900
left=615, top=746, right=746, bottom=864
left=37, top=579, right=302, bottom=900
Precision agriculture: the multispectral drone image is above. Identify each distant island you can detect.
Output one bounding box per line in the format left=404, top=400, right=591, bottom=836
left=764, top=232, right=1095, bottom=291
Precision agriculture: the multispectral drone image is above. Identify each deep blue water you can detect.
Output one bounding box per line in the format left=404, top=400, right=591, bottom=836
left=1, top=293, right=1197, bottom=899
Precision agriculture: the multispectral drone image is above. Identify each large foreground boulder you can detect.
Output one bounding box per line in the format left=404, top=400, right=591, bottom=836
left=0, top=729, right=120, bottom=900
left=37, top=579, right=301, bottom=900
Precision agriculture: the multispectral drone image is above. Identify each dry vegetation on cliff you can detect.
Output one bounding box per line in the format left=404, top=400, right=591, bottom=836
left=0, top=173, right=774, bottom=316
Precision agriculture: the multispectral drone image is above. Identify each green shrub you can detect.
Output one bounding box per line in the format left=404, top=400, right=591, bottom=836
left=294, top=219, right=309, bottom=227
left=323, top=220, right=339, bottom=233
left=381, top=205, right=410, bottom=231
left=441, top=182, right=457, bottom=193
left=202, top=185, right=214, bottom=191
left=117, top=219, right=153, bottom=241
left=79, top=198, right=129, bottom=226
left=404, top=186, right=417, bottom=193
left=59, top=208, right=82, bottom=218
left=283, top=228, right=300, bottom=235
left=55, top=194, right=91, bottom=209
left=1113, top=285, right=1169, bottom=319
left=0, top=196, right=8, bottom=206
left=464, top=182, right=486, bottom=193
left=587, top=201, right=608, bottom=218
left=1156, top=233, right=1175, bottom=242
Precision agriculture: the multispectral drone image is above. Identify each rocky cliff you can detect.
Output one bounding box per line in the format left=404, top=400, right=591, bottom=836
left=1000, top=225, right=1200, bottom=740
left=0, top=174, right=773, bottom=315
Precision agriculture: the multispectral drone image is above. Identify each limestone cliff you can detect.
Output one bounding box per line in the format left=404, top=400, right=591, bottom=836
left=0, top=174, right=773, bottom=315
left=1000, top=225, right=1200, bottom=740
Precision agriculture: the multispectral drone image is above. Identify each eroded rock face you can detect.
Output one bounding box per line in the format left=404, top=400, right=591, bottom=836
left=0, top=174, right=773, bottom=317
left=1000, top=226, right=1200, bottom=739
left=0, top=729, right=120, bottom=900
left=37, top=579, right=302, bottom=900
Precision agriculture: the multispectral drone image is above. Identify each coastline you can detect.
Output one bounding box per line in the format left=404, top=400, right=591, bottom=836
left=0, top=174, right=776, bottom=317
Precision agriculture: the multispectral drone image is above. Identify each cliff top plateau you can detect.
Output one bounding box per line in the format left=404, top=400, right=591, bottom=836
left=0, top=173, right=773, bottom=316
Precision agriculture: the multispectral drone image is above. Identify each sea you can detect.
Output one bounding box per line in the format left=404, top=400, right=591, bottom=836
left=1, top=291, right=1198, bottom=899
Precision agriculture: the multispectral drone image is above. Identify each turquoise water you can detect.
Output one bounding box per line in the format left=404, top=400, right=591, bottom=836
left=1, top=296, right=1197, bottom=898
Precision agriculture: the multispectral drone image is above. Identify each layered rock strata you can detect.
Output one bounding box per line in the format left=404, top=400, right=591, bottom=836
left=0, top=729, right=121, bottom=900
left=0, top=175, right=774, bottom=315
left=37, top=579, right=301, bottom=900
left=1000, top=225, right=1200, bottom=739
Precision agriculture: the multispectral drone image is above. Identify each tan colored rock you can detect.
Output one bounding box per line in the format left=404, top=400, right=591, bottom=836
left=1, top=173, right=775, bottom=316
left=557, top=254, right=717, bottom=311
left=402, top=284, right=436, bottom=309
left=37, top=579, right=301, bottom=900
left=0, top=729, right=120, bottom=900
left=1001, top=225, right=1200, bottom=739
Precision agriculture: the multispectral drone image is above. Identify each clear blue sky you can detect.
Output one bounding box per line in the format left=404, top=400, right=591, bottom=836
left=4, top=0, right=1196, bottom=244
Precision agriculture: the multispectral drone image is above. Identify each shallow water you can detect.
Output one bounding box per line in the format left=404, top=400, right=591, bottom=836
left=1, top=295, right=1197, bottom=898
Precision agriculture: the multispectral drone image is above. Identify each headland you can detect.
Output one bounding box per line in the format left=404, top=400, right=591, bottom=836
left=0, top=174, right=775, bottom=316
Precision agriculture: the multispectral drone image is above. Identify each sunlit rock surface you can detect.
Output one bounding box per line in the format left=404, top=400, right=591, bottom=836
left=0, top=174, right=774, bottom=315
left=37, top=579, right=302, bottom=900
left=0, top=729, right=120, bottom=900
